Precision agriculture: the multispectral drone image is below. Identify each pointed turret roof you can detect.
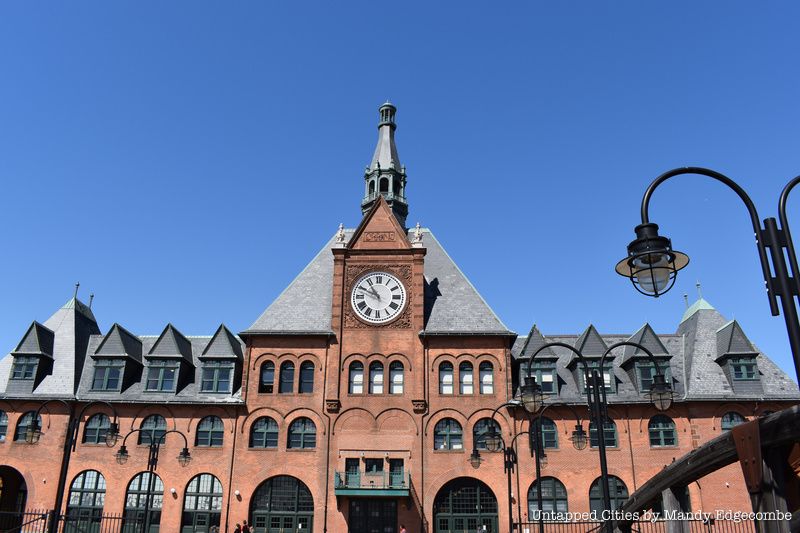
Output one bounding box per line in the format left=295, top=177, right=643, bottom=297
left=715, top=320, right=757, bottom=361
left=370, top=101, right=401, bottom=171
left=12, top=322, right=55, bottom=357
left=148, top=324, right=193, bottom=363
left=201, top=325, right=243, bottom=360
left=94, top=323, right=142, bottom=362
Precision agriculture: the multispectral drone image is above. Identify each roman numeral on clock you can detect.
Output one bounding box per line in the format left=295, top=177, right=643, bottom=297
left=357, top=301, right=367, bottom=311
left=364, top=308, right=372, bottom=317
left=389, top=302, right=399, bottom=310
left=375, top=276, right=382, bottom=284
left=392, top=295, right=402, bottom=300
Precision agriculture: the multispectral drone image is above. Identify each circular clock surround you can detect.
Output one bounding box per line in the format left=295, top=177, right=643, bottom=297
left=350, top=271, right=407, bottom=324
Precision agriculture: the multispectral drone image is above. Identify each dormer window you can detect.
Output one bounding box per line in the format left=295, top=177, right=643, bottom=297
left=11, top=356, right=38, bottom=380
left=201, top=362, right=233, bottom=393
left=635, top=361, right=671, bottom=391
left=91, top=359, right=124, bottom=391
left=580, top=361, right=615, bottom=394
left=529, top=361, right=556, bottom=394
left=145, top=360, right=180, bottom=392
left=730, top=357, right=758, bottom=381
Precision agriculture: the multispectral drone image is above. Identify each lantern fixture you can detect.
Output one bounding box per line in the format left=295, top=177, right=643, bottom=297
left=615, top=223, right=689, bottom=297
left=469, top=447, right=482, bottom=468
left=520, top=376, right=544, bottom=414
left=115, top=445, right=129, bottom=465
left=570, top=424, right=588, bottom=451
left=177, top=447, right=192, bottom=467
left=105, top=422, right=120, bottom=447
left=649, top=373, right=674, bottom=411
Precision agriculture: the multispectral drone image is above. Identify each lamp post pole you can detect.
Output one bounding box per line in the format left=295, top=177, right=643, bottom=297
left=525, top=341, right=672, bottom=533
left=114, top=429, right=192, bottom=533
left=616, top=167, right=800, bottom=385
left=25, top=401, right=120, bottom=533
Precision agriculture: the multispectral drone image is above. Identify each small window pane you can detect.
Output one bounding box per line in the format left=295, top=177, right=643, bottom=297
left=389, top=362, right=404, bottom=394
left=439, top=363, right=454, bottom=395
left=459, top=363, right=474, bottom=394
left=479, top=362, right=494, bottom=394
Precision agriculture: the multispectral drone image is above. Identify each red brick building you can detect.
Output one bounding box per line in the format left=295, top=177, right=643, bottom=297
left=0, top=104, right=798, bottom=533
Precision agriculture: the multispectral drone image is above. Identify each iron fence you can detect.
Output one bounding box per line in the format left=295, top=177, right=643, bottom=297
left=56, top=513, right=144, bottom=533
left=513, top=519, right=756, bottom=533
left=0, top=509, right=49, bottom=533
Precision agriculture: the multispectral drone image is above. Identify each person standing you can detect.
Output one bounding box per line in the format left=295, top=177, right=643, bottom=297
left=400, top=525, right=407, bottom=533
left=242, top=520, right=251, bottom=533
left=233, top=524, right=241, bottom=533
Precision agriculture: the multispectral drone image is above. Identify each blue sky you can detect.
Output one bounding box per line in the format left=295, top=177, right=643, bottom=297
left=1, top=2, right=799, bottom=382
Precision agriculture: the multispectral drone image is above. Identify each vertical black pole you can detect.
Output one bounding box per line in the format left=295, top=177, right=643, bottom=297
left=142, top=442, right=158, bottom=533
left=49, top=404, right=75, bottom=533
left=533, top=418, right=543, bottom=533
left=591, top=370, right=612, bottom=533
left=506, top=449, right=515, bottom=533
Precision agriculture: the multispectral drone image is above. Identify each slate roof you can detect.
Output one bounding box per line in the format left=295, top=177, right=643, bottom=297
left=512, top=298, right=800, bottom=404
left=244, top=228, right=512, bottom=336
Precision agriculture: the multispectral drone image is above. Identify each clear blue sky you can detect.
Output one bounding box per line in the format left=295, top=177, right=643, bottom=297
left=1, top=2, right=799, bottom=382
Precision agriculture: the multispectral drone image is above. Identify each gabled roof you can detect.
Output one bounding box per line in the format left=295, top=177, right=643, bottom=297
left=12, top=322, right=55, bottom=357
left=516, top=325, right=557, bottom=360
left=715, top=320, right=757, bottom=361
left=566, top=325, right=608, bottom=367
left=148, top=324, right=193, bottom=363
left=94, top=323, right=142, bottom=362
left=201, top=325, right=243, bottom=360
left=619, top=323, right=669, bottom=366
left=244, top=227, right=512, bottom=336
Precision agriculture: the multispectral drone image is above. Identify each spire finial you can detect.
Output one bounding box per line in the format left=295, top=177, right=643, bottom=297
left=73, top=282, right=80, bottom=299
left=89, top=294, right=95, bottom=309
left=696, top=281, right=702, bottom=299
left=683, top=294, right=689, bottom=308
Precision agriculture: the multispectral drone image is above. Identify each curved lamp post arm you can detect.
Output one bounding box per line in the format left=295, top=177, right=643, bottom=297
left=72, top=401, right=121, bottom=450
left=639, top=167, right=776, bottom=314
left=157, top=429, right=190, bottom=449
left=778, top=176, right=800, bottom=293
left=526, top=341, right=593, bottom=396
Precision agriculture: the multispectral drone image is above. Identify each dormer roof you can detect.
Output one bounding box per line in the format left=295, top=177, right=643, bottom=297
left=12, top=322, right=55, bottom=358
left=620, top=323, right=669, bottom=366
left=201, top=325, right=243, bottom=360
left=94, top=323, right=142, bottom=362
left=715, top=320, right=757, bottom=362
left=148, top=324, right=193, bottom=363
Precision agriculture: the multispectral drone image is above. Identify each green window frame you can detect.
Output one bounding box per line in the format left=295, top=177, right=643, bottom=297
left=528, top=476, right=568, bottom=513
left=721, top=412, right=746, bottom=431
left=250, top=417, right=279, bottom=448
left=287, top=417, right=316, bottom=449
left=92, top=359, right=124, bottom=391
left=635, top=361, right=671, bottom=391
left=14, top=411, right=41, bottom=442
left=648, top=415, right=677, bottom=447
left=0, top=410, right=7, bottom=442
left=11, top=355, right=38, bottom=380
left=279, top=362, right=295, bottom=394
left=124, top=472, right=163, bottom=532
left=590, top=476, right=628, bottom=513
left=182, top=474, right=223, bottom=532
left=580, top=362, right=615, bottom=394
left=82, top=414, right=111, bottom=445
left=145, top=360, right=180, bottom=392
left=200, top=362, right=233, bottom=393
left=434, top=418, right=463, bottom=451
left=589, top=418, right=618, bottom=448
left=299, top=361, right=314, bottom=393
left=67, top=470, right=106, bottom=521
left=538, top=417, right=558, bottom=449
left=730, top=357, right=758, bottom=381
left=473, top=418, right=501, bottom=451
left=529, top=361, right=556, bottom=394
left=138, top=415, right=167, bottom=445
left=259, top=362, right=275, bottom=393
left=195, top=416, right=224, bottom=447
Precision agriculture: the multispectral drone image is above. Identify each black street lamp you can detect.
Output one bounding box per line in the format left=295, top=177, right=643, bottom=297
left=25, top=400, right=120, bottom=533
left=525, top=341, right=671, bottom=533
left=115, top=428, right=192, bottom=533
left=616, top=166, right=800, bottom=385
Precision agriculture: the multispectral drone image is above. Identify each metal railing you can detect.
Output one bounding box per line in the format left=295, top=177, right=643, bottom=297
left=56, top=513, right=143, bottom=533
left=334, top=470, right=408, bottom=490
left=0, top=509, right=49, bottom=533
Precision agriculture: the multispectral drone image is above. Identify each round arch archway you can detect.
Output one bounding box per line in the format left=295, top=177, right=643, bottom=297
left=433, top=477, right=498, bottom=533
left=250, top=475, right=313, bottom=533
left=0, top=465, right=27, bottom=514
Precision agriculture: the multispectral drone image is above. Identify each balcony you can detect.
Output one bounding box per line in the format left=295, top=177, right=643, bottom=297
left=333, top=470, right=410, bottom=497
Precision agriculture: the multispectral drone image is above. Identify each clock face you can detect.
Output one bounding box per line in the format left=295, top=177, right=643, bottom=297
left=350, top=271, right=407, bottom=324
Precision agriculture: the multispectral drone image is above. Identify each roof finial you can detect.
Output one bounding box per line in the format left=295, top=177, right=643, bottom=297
left=696, top=281, right=702, bottom=299
left=683, top=294, right=689, bottom=308
left=412, top=222, right=424, bottom=247
left=89, top=294, right=95, bottom=309
left=73, top=282, right=80, bottom=299
left=335, top=223, right=346, bottom=248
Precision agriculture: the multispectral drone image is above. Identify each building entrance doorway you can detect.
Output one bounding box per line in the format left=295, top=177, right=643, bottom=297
left=348, top=499, right=396, bottom=533
left=251, top=475, right=314, bottom=533
left=433, top=478, right=498, bottom=533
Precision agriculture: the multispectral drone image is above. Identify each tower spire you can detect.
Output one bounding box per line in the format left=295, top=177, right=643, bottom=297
left=361, top=102, right=409, bottom=227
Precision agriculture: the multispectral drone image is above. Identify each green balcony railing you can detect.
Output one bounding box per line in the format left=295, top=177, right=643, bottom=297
left=334, top=470, right=409, bottom=496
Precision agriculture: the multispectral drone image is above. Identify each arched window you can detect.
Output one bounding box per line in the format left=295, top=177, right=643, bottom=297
left=369, top=180, right=376, bottom=195
left=182, top=474, right=222, bottom=533
left=433, top=418, right=463, bottom=450
left=459, top=362, right=474, bottom=394
left=299, top=362, right=314, bottom=393
left=721, top=412, right=746, bottom=431
left=288, top=418, right=316, bottom=449
left=251, top=476, right=314, bottom=532
left=14, top=411, right=41, bottom=442
left=479, top=362, right=494, bottom=394
left=590, top=476, right=628, bottom=513
left=0, top=410, right=8, bottom=442
left=393, top=178, right=401, bottom=196
left=195, top=416, right=224, bottom=447
left=473, top=418, right=500, bottom=451
left=589, top=418, right=618, bottom=448
left=138, top=415, right=167, bottom=445
left=648, top=415, right=677, bottom=447
left=82, top=414, right=110, bottom=445
left=250, top=417, right=279, bottom=449
left=379, top=177, right=389, bottom=193
left=389, top=361, right=404, bottom=394
left=279, top=362, right=294, bottom=394
left=259, top=361, right=275, bottom=393
left=349, top=362, right=364, bottom=394
left=439, top=362, right=454, bottom=395
left=124, top=472, right=163, bottom=532
left=66, top=470, right=105, bottom=528
left=528, top=477, right=568, bottom=513
left=369, top=362, right=384, bottom=394
left=538, top=417, right=558, bottom=449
